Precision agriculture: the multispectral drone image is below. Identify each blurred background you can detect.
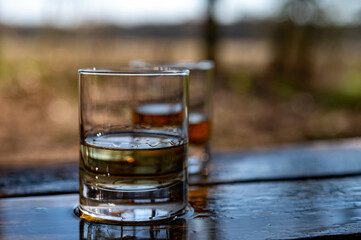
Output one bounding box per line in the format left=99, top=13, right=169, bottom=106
left=0, top=0, right=360, bottom=166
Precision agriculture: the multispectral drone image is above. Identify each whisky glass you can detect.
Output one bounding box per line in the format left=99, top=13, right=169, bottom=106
left=78, top=68, right=190, bottom=222
left=131, top=60, right=214, bottom=175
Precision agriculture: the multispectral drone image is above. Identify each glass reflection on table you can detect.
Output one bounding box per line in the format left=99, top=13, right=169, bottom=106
left=79, top=218, right=187, bottom=240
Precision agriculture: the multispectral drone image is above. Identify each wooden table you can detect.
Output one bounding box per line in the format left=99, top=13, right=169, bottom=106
left=2, top=139, right=361, bottom=239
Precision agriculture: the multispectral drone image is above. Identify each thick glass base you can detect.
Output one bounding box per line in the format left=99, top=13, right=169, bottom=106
left=188, top=144, right=210, bottom=175
left=76, top=204, right=194, bottom=224
left=79, top=179, right=188, bottom=222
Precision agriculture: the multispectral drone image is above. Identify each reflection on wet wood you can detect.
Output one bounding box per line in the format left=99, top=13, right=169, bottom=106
left=3, top=176, right=361, bottom=239
left=2, top=139, right=361, bottom=197
left=79, top=217, right=189, bottom=239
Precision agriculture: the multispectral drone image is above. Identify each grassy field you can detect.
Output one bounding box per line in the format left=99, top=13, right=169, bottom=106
left=0, top=34, right=360, bottom=166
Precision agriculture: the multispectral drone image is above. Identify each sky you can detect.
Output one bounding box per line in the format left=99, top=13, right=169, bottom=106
left=0, top=0, right=360, bottom=28
left=0, top=0, right=281, bottom=27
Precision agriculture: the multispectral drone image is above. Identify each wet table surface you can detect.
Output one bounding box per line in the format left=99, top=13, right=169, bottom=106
left=2, top=139, right=361, bottom=239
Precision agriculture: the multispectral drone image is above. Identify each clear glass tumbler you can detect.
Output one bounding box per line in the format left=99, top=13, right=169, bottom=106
left=131, top=60, right=214, bottom=175
left=78, top=68, right=190, bottom=222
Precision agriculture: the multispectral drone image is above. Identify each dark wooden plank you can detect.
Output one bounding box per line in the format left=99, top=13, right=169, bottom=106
left=2, top=139, right=361, bottom=197
left=0, top=162, right=79, bottom=197
left=205, top=139, right=361, bottom=184
left=3, top=176, right=361, bottom=239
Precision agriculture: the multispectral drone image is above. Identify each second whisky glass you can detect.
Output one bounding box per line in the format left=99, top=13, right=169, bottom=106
left=131, top=60, right=214, bottom=175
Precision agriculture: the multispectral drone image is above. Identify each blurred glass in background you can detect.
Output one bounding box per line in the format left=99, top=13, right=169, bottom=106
left=0, top=0, right=360, bottom=166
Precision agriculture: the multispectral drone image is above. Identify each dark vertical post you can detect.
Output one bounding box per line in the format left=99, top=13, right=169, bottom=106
left=205, top=0, right=218, bottom=66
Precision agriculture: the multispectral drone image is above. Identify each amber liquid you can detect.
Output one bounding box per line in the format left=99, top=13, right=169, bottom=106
left=133, top=103, right=183, bottom=127
left=79, top=132, right=188, bottom=222
left=188, top=113, right=211, bottom=145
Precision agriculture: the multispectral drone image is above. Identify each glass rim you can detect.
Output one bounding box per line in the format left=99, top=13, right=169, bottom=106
left=78, top=67, right=190, bottom=76
left=130, top=60, right=214, bottom=70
